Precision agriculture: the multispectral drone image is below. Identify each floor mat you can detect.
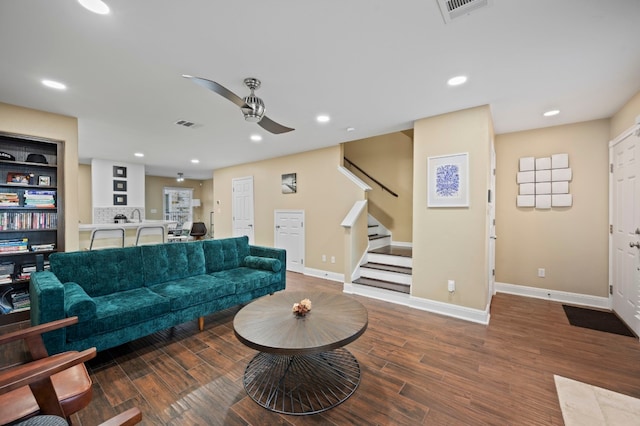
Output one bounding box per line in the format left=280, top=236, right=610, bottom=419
left=562, top=305, right=635, bottom=337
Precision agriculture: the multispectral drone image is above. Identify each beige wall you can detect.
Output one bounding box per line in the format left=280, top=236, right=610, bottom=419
left=413, top=106, right=493, bottom=310
left=343, top=131, right=413, bottom=242
left=0, top=102, right=80, bottom=251
left=144, top=175, right=211, bottom=224
left=611, top=91, right=640, bottom=139
left=495, top=119, right=610, bottom=296
left=78, top=164, right=92, bottom=224
left=213, top=146, right=365, bottom=274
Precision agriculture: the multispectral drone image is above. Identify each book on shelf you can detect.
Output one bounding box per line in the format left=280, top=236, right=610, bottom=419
left=31, top=243, right=55, bottom=252
left=0, top=286, right=30, bottom=314
left=0, top=192, right=19, bottom=207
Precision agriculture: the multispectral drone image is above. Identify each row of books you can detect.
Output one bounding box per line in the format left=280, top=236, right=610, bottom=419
left=0, top=190, right=56, bottom=208
left=0, top=211, right=58, bottom=230
left=0, top=192, right=19, bottom=207
left=0, top=260, right=51, bottom=283
left=0, top=238, right=28, bottom=253
left=0, top=287, right=30, bottom=314
left=23, top=190, right=56, bottom=208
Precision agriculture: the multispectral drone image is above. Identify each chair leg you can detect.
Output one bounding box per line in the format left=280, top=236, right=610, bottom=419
left=198, top=317, right=204, bottom=331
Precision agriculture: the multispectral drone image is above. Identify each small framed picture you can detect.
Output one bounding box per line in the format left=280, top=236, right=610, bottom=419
left=113, top=180, right=127, bottom=192
left=281, top=173, right=297, bottom=194
left=6, top=172, right=30, bottom=184
left=38, top=175, right=51, bottom=186
left=113, top=194, right=128, bottom=206
left=113, top=166, right=127, bottom=178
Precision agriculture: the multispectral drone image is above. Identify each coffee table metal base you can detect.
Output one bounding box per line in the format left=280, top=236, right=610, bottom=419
left=243, top=348, right=361, bottom=415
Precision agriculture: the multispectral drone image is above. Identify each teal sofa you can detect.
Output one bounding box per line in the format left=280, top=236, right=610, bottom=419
left=29, top=236, right=286, bottom=354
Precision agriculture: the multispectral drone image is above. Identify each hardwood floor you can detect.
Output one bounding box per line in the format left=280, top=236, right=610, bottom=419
left=3, top=272, right=640, bottom=425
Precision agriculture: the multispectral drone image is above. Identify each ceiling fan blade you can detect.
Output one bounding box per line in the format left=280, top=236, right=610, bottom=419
left=182, top=75, right=245, bottom=108
left=258, top=115, right=295, bottom=134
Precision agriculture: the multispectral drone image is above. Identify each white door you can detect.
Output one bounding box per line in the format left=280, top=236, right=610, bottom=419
left=232, top=176, right=255, bottom=244
left=487, top=144, right=497, bottom=307
left=274, top=210, right=305, bottom=273
left=611, top=127, right=640, bottom=336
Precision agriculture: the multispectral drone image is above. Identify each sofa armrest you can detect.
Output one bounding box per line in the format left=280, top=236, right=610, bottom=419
left=30, top=271, right=67, bottom=354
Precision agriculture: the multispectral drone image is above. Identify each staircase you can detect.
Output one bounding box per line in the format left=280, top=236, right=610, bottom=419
left=367, top=218, right=391, bottom=249
left=353, top=244, right=412, bottom=294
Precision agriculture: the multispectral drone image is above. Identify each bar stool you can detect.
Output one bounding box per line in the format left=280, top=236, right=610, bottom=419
left=135, top=225, right=166, bottom=246
left=89, top=227, right=125, bottom=250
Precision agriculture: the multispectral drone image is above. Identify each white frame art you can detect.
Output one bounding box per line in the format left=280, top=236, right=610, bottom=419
left=427, top=152, right=469, bottom=207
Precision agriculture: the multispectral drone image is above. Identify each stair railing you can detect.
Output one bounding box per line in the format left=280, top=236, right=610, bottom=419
left=343, top=157, right=398, bottom=197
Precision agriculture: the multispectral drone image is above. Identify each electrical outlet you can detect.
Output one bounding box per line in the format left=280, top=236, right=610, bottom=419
left=322, top=255, right=326, bottom=262
left=447, top=280, right=455, bottom=292
left=538, top=268, right=545, bottom=278
left=330, top=256, right=336, bottom=264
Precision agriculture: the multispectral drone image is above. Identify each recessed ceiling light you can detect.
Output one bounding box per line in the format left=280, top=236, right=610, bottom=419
left=78, top=0, right=110, bottom=15
left=191, top=159, right=199, bottom=164
left=543, top=109, right=560, bottom=117
left=250, top=134, right=262, bottom=142
left=316, top=115, right=330, bottom=123
left=346, top=127, right=355, bottom=132
left=41, top=79, right=67, bottom=90
left=134, top=152, right=144, bottom=157
left=447, top=75, right=468, bottom=86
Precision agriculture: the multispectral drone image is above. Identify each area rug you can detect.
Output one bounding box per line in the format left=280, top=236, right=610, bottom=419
left=555, top=375, right=640, bottom=425
left=562, top=305, right=635, bottom=337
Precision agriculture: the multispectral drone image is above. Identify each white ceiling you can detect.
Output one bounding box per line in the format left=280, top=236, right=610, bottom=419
left=1, top=0, right=639, bottom=179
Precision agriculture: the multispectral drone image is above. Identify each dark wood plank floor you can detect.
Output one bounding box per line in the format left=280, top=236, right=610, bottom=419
left=3, top=272, right=640, bottom=425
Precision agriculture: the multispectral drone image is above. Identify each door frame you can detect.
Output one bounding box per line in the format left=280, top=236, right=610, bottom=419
left=609, top=123, right=640, bottom=336
left=274, top=209, right=305, bottom=273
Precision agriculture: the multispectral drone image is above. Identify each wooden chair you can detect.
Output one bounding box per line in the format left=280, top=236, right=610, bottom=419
left=0, top=317, right=138, bottom=425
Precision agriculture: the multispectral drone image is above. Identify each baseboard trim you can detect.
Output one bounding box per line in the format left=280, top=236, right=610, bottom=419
left=343, top=283, right=490, bottom=325
left=494, top=282, right=611, bottom=310
left=304, top=267, right=344, bottom=283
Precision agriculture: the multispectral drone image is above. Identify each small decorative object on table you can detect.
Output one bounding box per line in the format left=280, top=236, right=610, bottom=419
left=292, top=298, right=312, bottom=317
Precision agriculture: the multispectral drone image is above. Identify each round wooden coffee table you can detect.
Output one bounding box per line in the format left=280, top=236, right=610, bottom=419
left=233, top=291, right=368, bottom=415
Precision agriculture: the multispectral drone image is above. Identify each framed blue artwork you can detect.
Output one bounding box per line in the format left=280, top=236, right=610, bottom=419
left=427, top=153, right=469, bottom=207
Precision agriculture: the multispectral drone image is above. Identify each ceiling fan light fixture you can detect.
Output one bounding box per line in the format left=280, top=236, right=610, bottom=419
left=242, top=96, right=265, bottom=122
left=176, top=172, right=184, bottom=182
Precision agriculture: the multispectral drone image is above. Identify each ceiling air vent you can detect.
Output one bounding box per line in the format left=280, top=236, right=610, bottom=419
left=175, top=120, right=201, bottom=129
left=437, top=0, right=492, bottom=24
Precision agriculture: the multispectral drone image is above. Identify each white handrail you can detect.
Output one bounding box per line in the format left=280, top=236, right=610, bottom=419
left=341, top=200, right=368, bottom=228
left=337, top=166, right=372, bottom=192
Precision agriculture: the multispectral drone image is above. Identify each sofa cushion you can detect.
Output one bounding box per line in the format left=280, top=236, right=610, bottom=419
left=64, top=282, right=96, bottom=322
left=147, top=275, right=235, bottom=311
left=141, top=241, right=206, bottom=285
left=66, top=287, right=170, bottom=342
left=202, top=237, right=250, bottom=273
left=49, top=247, right=144, bottom=297
left=243, top=255, right=282, bottom=272
left=210, top=267, right=276, bottom=294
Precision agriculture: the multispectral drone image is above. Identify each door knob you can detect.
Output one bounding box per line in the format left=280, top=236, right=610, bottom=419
left=630, top=241, right=640, bottom=249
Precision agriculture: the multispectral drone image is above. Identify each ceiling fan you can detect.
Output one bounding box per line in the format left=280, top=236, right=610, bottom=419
left=182, top=75, right=294, bottom=134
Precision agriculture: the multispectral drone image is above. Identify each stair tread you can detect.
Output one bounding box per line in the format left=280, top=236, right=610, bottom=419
left=361, top=263, right=412, bottom=274
left=353, top=277, right=410, bottom=294
left=368, top=245, right=412, bottom=257
left=368, top=234, right=391, bottom=241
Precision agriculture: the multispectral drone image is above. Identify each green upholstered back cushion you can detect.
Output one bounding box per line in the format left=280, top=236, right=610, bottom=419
left=140, top=241, right=206, bottom=285
left=202, top=236, right=250, bottom=273
left=49, top=247, right=144, bottom=297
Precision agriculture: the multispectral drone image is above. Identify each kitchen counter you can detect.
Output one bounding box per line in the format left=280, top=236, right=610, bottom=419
left=78, top=220, right=177, bottom=231
left=78, top=220, right=178, bottom=249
